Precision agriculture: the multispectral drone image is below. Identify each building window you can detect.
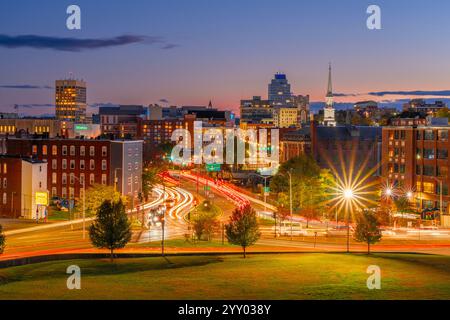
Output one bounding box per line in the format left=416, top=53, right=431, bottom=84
left=416, top=165, right=422, bottom=175
left=32, top=145, right=38, bottom=155
left=2, top=178, right=6, bottom=188
left=89, top=173, right=95, bottom=185
left=62, top=187, right=67, bottom=199
left=62, top=145, right=68, bottom=155
left=101, top=174, right=107, bottom=185
left=438, top=149, right=448, bottom=160
left=423, top=182, right=434, bottom=194
left=90, top=160, right=95, bottom=170
left=70, top=160, right=75, bottom=170
left=437, top=183, right=449, bottom=196
left=62, top=159, right=67, bottom=170
left=423, top=165, right=435, bottom=177
left=52, top=145, right=58, bottom=155
left=62, top=173, right=67, bottom=185
left=424, top=130, right=435, bottom=141
left=90, top=146, right=95, bottom=156
left=70, top=145, right=76, bottom=156
left=438, top=166, right=448, bottom=178
left=52, top=159, right=57, bottom=170
left=423, top=199, right=435, bottom=208
left=80, top=160, right=85, bottom=170
left=424, top=149, right=435, bottom=160
left=439, top=130, right=448, bottom=141
left=80, top=146, right=85, bottom=156
left=42, top=145, right=48, bottom=155
left=52, top=172, right=57, bottom=184
left=52, top=187, right=57, bottom=197
left=102, top=160, right=107, bottom=171
left=2, top=193, right=6, bottom=205
left=2, top=163, right=5, bottom=174
left=69, top=187, right=75, bottom=199
left=80, top=173, right=85, bottom=186
left=102, top=146, right=107, bottom=157
left=70, top=173, right=75, bottom=185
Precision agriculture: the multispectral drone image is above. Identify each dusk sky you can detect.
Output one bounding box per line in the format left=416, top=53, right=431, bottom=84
left=2, top=0, right=450, bottom=115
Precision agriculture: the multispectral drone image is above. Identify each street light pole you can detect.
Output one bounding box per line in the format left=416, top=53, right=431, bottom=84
left=72, top=175, right=86, bottom=239
left=288, top=169, right=293, bottom=240
left=82, top=179, right=86, bottom=239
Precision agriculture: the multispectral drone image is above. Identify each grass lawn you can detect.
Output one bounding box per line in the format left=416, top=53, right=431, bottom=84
left=47, top=209, right=71, bottom=221
left=131, top=238, right=235, bottom=248
left=1, top=253, right=450, bottom=300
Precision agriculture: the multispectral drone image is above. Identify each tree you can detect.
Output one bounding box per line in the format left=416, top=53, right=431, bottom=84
left=436, top=106, right=450, bottom=120
left=225, top=204, right=261, bottom=258
left=354, top=210, right=382, bottom=254
left=142, top=167, right=162, bottom=202
left=89, top=199, right=132, bottom=262
left=0, top=224, right=5, bottom=254
left=192, top=201, right=220, bottom=241
left=75, top=184, right=123, bottom=217
left=270, top=155, right=332, bottom=228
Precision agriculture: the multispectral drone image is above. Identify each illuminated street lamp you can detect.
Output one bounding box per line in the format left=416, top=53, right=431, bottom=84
left=342, top=188, right=354, bottom=253
left=385, top=188, right=392, bottom=197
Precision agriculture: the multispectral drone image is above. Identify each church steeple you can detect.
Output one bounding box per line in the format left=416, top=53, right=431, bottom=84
left=323, top=63, right=336, bottom=126
left=326, top=63, right=333, bottom=98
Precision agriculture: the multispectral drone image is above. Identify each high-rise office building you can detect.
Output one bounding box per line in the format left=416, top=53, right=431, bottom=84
left=268, top=73, right=293, bottom=106
left=55, top=79, right=87, bottom=122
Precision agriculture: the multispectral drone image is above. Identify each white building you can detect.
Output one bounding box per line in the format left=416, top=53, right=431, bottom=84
left=323, top=64, right=336, bottom=127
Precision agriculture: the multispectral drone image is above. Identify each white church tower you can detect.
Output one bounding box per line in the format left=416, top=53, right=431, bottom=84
left=323, top=63, right=336, bottom=127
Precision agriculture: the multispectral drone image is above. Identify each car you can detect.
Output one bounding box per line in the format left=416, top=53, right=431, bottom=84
left=381, top=229, right=396, bottom=236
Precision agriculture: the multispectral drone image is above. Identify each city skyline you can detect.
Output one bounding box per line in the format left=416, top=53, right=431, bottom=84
left=2, top=0, right=450, bottom=116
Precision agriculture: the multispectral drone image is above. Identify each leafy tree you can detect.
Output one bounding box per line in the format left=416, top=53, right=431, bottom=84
left=75, top=184, right=123, bottom=217
left=142, top=167, right=162, bottom=202
left=436, top=106, right=450, bottom=120
left=89, top=199, right=132, bottom=261
left=270, top=155, right=332, bottom=227
left=394, top=196, right=412, bottom=215
left=354, top=210, right=382, bottom=254
left=0, top=224, right=5, bottom=254
left=192, top=201, right=220, bottom=241
left=225, top=204, right=261, bottom=258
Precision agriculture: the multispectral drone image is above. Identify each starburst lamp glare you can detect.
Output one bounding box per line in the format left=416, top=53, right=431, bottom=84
left=343, top=189, right=354, bottom=200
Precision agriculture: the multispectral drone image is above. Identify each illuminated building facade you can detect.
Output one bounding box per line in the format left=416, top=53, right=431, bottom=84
left=3, top=138, right=142, bottom=203
left=0, top=155, right=48, bottom=219
left=382, top=120, right=450, bottom=220
left=55, top=79, right=87, bottom=122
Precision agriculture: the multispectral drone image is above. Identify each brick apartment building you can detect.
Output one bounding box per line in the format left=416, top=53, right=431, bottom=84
left=2, top=137, right=142, bottom=204
left=0, top=155, right=47, bottom=219
left=382, top=119, right=450, bottom=217
left=137, top=116, right=195, bottom=160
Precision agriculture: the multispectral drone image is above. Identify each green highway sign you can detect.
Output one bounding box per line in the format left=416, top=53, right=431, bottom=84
left=263, top=186, right=270, bottom=193
left=75, top=124, right=89, bottom=131
left=206, top=163, right=221, bottom=172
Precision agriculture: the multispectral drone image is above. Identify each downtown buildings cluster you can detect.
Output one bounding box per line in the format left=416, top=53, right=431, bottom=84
left=0, top=68, right=450, bottom=227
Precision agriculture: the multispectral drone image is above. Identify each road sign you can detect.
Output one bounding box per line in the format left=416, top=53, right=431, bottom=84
left=35, top=192, right=48, bottom=206
left=204, top=185, right=211, bottom=191
left=206, top=163, right=221, bottom=172
left=263, top=186, right=270, bottom=193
